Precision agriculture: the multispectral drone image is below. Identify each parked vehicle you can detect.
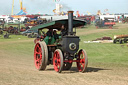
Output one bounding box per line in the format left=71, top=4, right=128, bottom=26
left=113, top=35, right=128, bottom=44
left=21, top=29, right=38, bottom=36
left=95, top=17, right=116, bottom=28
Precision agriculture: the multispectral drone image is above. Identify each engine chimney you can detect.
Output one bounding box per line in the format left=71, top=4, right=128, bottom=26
left=68, top=11, right=74, bottom=35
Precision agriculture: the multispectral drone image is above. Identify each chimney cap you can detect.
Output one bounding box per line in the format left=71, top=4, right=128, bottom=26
left=68, top=11, right=74, bottom=13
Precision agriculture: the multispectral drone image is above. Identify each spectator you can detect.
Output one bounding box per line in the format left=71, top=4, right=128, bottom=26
left=46, top=29, right=53, bottom=37
left=53, top=30, right=59, bottom=40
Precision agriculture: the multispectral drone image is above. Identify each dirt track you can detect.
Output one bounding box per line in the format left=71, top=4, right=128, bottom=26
left=0, top=39, right=128, bottom=85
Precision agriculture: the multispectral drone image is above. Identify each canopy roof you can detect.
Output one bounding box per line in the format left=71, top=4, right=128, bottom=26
left=31, top=19, right=86, bottom=30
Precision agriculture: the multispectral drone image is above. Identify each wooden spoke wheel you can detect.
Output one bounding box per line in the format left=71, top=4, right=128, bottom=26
left=77, top=49, right=88, bottom=73
left=113, top=39, right=117, bottom=44
left=124, top=38, right=127, bottom=43
left=119, top=39, right=123, bottom=44
left=63, top=62, right=72, bottom=70
left=53, top=49, right=63, bottom=73
left=34, top=41, right=47, bottom=70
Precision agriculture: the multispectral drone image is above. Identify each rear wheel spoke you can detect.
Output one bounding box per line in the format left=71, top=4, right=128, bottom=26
left=36, top=57, right=42, bottom=62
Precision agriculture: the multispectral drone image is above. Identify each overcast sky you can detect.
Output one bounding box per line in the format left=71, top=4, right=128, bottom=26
left=0, top=0, right=127, bottom=15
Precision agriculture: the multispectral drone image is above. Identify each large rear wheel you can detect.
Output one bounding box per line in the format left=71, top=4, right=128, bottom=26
left=53, top=49, right=63, bottom=73
left=42, top=41, right=48, bottom=66
left=77, top=49, right=88, bottom=73
left=34, top=42, right=47, bottom=70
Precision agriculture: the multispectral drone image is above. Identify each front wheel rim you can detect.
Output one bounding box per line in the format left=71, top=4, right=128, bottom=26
left=77, top=49, right=88, bottom=72
left=53, top=49, right=63, bottom=73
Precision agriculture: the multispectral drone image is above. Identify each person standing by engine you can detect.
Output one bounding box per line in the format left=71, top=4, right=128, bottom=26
left=46, top=29, right=53, bottom=38
left=44, top=29, right=55, bottom=45
left=53, top=30, right=59, bottom=40
left=60, top=25, right=68, bottom=37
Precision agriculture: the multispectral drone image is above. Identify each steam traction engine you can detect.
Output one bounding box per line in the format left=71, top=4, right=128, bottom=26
left=95, top=17, right=115, bottom=28
left=33, top=11, right=88, bottom=73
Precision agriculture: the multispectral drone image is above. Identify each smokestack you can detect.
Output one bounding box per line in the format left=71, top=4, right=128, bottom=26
left=68, top=11, right=74, bottom=35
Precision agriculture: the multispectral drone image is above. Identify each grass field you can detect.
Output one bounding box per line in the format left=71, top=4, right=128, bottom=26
left=0, top=23, right=128, bottom=85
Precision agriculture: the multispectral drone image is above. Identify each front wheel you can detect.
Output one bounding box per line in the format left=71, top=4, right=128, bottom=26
left=77, top=49, right=88, bottom=73
left=53, top=49, right=63, bottom=73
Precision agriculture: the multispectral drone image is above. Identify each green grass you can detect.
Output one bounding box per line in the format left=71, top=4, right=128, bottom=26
left=80, top=43, right=128, bottom=66
left=79, top=24, right=128, bottom=41
left=78, top=24, right=128, bottom=68
left=0, top=34, right=33, bottom=42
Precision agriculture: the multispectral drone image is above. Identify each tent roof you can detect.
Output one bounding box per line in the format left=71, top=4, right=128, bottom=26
left=17, top=10, right=26, bottom=15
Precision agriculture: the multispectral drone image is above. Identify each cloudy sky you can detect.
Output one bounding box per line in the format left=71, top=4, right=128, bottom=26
left=0, top=0, right=127, bottom=15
